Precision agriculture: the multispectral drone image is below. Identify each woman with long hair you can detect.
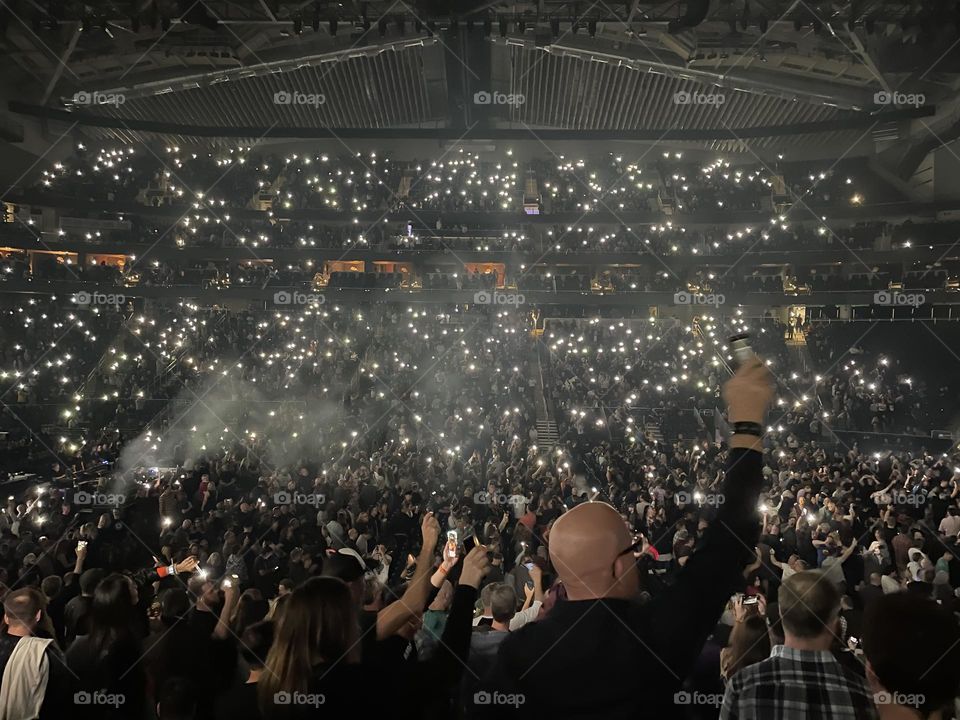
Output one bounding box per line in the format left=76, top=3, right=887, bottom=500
left=258, top=545, right=488, bottom=717
left=66, top=573, right=146, bottom=719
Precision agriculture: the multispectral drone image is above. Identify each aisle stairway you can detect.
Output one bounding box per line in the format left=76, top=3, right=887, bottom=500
left=535, top=419, right=559, bottom=450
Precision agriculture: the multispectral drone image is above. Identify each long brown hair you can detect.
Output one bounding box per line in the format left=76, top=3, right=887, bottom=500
left=258, top=577, right=359, bottom=715
left=721, top=615, right=771, bottom=680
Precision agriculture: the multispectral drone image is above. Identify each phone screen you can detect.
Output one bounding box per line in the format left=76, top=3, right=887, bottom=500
left=523, top=562, right=534, bottom=570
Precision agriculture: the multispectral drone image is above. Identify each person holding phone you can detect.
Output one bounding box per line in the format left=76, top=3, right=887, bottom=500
left=476, top=357, right=774, bottom=719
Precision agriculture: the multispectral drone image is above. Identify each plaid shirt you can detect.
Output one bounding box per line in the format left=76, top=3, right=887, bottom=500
left=720, top=645, right=878, bottom=720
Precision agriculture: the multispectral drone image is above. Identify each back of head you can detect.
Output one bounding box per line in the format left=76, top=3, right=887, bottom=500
left=259, top=576, right=358, bottom=715
left=723, top=615, right=772, bottom=679
left=239, top=620, right=274, bottom=670
left=41, top=575, right=62, bottom=599
left=862, top=592, right=960, bottom=715
left=480, top=582, right=499, bottom=609
left=156, top=676, right=196, bottom=720
left=3, top=588, right=43, bottom=632
left=79, top=568, right=105, bottom=596
left=778, top=571, right=840, bottom=640
left=490, top=585, right=518, bottom=624
left=549, top=501, right=634, bottom=600
left=90, top=573, right=136, bottom=652
left=159, top=588, right=190, bottom=625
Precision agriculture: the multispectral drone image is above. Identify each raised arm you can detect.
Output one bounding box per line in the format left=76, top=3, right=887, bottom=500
left=376, top=511, right=440, bottom=640
left=645, top=358, right=773, bottom=681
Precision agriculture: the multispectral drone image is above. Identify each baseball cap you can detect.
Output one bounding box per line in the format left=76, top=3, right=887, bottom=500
left=322, top=548, right=367, bottom=582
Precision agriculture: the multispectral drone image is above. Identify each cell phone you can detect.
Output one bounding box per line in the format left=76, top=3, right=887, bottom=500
left=76, top=540, right=87, bottom=551
left=743, top=596, right=759, bottom=606
left=463, top=534, right=478, bottom=555
left=447, top=530, right=458, bottom=543
left=523, top=562, right=534, bottom=571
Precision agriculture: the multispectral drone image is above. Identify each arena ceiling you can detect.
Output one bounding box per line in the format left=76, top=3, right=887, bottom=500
left=0, top=1, right=957, bottom=154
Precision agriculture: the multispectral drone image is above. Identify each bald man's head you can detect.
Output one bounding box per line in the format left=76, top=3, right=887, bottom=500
left=549, top=502, right=639, bottom=601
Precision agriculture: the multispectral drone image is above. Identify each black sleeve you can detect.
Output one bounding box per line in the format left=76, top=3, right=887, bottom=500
left=405, top=584, right=478, bottom=692
left=643, top=447, right=763, bottom=681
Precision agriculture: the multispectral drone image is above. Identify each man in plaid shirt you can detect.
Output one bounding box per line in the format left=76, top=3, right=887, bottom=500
left=720, top=571, right=877, bottom=719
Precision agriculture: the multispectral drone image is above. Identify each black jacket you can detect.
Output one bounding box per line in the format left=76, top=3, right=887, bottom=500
left=477, top=447, right=763, bottom=720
